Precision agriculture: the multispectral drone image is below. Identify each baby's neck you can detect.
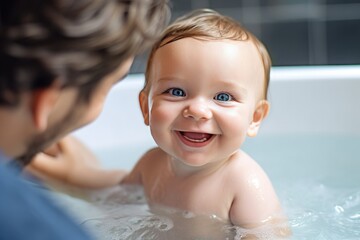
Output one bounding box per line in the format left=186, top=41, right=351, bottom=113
left=167, top=153, right=237, bottom=178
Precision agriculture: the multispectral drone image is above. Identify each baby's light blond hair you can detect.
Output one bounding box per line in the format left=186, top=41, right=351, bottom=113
left=144, top=9, right=271, bottom=99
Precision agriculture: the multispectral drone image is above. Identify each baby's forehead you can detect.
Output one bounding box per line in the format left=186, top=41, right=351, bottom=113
left=154, top=38, right=262, bottom=68
left=154, top=38, right=264, bottom=77
left=149, top=38, right=264, bottom=91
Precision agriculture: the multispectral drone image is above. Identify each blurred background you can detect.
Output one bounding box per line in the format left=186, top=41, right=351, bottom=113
left=130, top=0, right=360, bottom=73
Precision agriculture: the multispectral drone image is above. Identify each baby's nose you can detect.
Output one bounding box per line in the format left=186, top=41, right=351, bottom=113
left=182, top=101, right=212, bottom=120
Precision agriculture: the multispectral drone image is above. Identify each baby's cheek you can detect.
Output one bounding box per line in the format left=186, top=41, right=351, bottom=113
left=220, top=112, right=249, bottom=139
left=149, top=102, right=175, bottom=124
left=149, top=104, right=178, bottom=140
left=151, top=108, right=168, bottom=123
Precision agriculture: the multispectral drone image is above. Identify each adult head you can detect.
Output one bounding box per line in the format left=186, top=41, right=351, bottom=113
left=0, top=0, right=170, bottom=163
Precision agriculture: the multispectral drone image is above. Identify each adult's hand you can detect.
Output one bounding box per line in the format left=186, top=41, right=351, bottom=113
left=26, top=136, right=126, bottom=189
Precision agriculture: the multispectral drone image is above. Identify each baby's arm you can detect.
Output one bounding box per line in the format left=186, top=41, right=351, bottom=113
left=228, top=154, right=290, bottom=237
left=26, top=136, right=127, bottom=189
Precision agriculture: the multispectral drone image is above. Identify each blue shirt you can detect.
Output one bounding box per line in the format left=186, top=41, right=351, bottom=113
left=0, top=153, right=92, bottom=239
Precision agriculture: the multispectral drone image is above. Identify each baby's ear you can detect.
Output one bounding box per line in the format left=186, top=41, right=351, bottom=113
left=139, top=90, right=150, bottom=126
left=247, top=100, right=270, bottom=137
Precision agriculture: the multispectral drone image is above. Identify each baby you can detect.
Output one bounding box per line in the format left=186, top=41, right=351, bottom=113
left=28, top=9, right=288, bottom=234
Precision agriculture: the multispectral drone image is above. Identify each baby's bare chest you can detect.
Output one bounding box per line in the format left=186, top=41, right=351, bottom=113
left=142, top=171, right=234, bottom=220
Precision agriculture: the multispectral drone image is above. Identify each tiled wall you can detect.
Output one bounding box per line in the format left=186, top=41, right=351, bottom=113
left=130, top=0, right=360, bottom=73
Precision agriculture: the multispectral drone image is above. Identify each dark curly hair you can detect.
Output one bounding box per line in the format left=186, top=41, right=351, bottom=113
left=0, top=0, right=170, bottom=106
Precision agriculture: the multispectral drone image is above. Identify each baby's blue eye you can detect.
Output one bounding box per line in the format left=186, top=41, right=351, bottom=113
left=169, top=88, right=186, bottom=97
left=214, top=92, right=232, bottom=102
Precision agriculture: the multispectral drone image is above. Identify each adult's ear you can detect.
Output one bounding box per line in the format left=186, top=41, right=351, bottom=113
left=138, top=90, right=149, bottom=126
left=31, top=84, right=61, bottom=131
left=247, top=100, right=270, bottom=137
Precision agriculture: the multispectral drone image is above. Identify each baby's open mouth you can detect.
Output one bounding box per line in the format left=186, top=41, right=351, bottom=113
left=179, top=131, right=214, bottom=143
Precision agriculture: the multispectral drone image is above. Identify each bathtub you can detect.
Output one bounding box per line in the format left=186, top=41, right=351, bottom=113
left=70, top=65, right=360, bottom=239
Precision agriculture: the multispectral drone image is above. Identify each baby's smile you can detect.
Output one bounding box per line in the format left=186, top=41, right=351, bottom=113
left=175, top=131, right=215, bottom=147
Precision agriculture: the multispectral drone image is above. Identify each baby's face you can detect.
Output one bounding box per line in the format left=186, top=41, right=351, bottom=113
left=142, top=38, right=267, bottom=167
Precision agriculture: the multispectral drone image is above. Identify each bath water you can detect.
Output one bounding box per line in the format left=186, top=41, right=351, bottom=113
left=50, top=135, right=360, bottom=239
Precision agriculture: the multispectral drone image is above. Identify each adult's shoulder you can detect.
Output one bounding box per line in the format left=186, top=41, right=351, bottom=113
left=0, top=162, right=92, bottom=240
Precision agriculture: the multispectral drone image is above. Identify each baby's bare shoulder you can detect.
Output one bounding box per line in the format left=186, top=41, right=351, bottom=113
left=122, top=147, right=168, bottom=184
left=140, top=147, right=165, bottom=159
left=226, top=150, right=266, bottom=176
left=226, top=151, right=282, bottom=227
left=136, top=147, right=168, bottom=167
left=224, top=150, right=274, bottom=194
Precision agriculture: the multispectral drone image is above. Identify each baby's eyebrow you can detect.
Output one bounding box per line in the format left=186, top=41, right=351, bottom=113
left=156, top=76, right=182, bottom=82
left=218, top=80, right=248, bottom=96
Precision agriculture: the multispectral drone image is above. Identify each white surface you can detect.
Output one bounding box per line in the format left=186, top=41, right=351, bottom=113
left=74, top=65, right=360, bottom=151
